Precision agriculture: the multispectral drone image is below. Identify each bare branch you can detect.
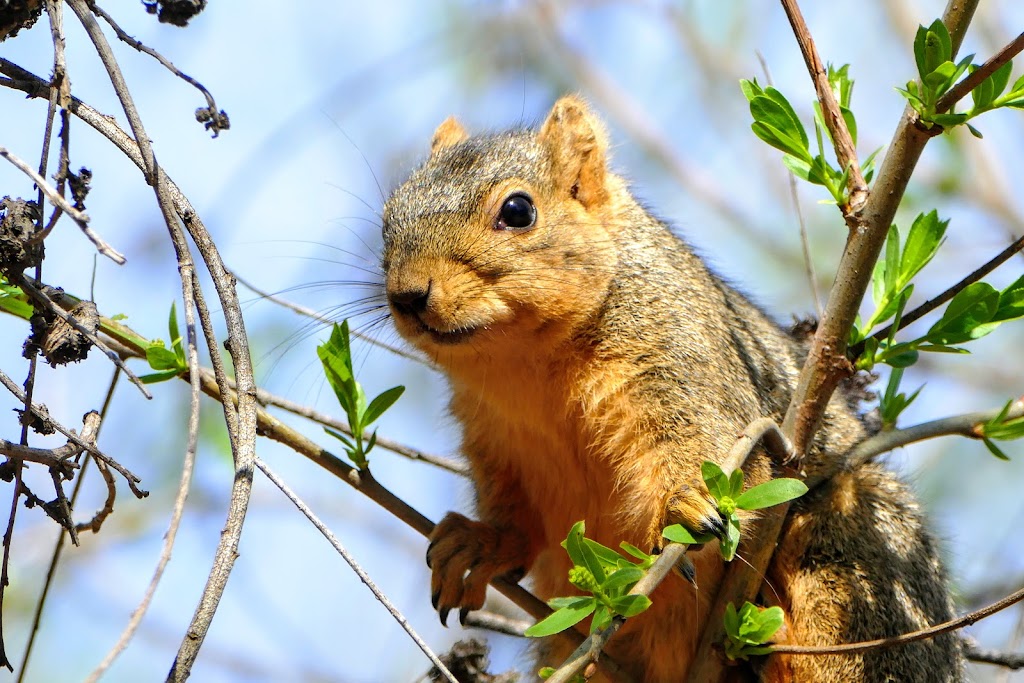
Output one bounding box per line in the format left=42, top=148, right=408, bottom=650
left=965, top=642, right=1024, bottom=670
left=256, top=457, right=459, bottom=683
left=843, top=399, right=1024, bottom=474
left=0, top=145, right=124, bottom=263
left=770, top=584, right=1024, bottom=656
left=89, top=1, right=228, bottom=137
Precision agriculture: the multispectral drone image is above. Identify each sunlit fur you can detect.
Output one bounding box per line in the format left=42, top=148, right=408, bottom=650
left=381, top=96, right=962, bottom=681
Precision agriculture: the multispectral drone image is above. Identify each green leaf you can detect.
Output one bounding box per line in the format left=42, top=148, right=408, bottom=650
left=591, top=604, right=613, bottom=633
left=362, top=385, right=405, bottom=426
left=761, top=87, right=809, bottom=148
left=609, top=594, right=652, bottom=618
left=525, top=597, right=596, bottom=637
left=720, top=514, right=741, bottom=562
left=583, top=537, right=626, bottom=571
left=924, top=61, right=957, bottom=91
left=926, top=282, right=1000, bottom=344
left=562, top=521, right=589, bottom=569
left=735, top=479, right=809, bottom=510
left=146, top=344, right=181, bottom=371
left=602, top=566, right=645, bottom=593
left=739, top=78, right=763, bottom=102
left=728, top=468, right=744, bottom=499
left=701, top=461, right=730, bottom=501
left=139, top=369, right=183, bottom=384
left=324, top=427, right=355, bottom=450
left=619, top=542, right=652, bottom=563
left=993, top=274, right=1024, bottom=322
left=662, top=524, right=714, bottom=546
left=741, top=605, right=785, bottom=644
left=750, top=121, right=812, bottom=163
left=168, top=301, right=182, bottom=357
left=900, top=210, right=948, bottom=287
left=929, top=112, right=969, bottom=127
left=983, top=438, right=1011, bottom=461
left=883, top=224, right=900, bottom=296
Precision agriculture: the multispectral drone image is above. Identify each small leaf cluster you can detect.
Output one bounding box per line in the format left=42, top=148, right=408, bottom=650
left=741, top=65, right=876, bottom=206
left=722, top=602, right=785, bottom=660
left=899, top=20, right=1024, bottom=135
left=663, top=462, right=807, bottom=562
left=524, top=521, right=655, bottom=638
left=140, top=302, right=188, bottom=384
left=977, top=400, right=1024, bottom=461
left=316, top=321, right=404, bottom=469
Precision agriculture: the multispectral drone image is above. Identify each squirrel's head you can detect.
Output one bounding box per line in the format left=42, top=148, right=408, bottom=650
left=381, top=96, right=622, bottom=365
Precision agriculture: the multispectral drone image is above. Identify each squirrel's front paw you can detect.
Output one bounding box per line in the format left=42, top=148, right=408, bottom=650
left=665, top=480, right=728, bottom=540
left=426, top=512, right=531, bottom=626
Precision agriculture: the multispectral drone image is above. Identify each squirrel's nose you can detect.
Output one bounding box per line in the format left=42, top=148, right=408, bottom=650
left=388, top=281, right=431, bottom=317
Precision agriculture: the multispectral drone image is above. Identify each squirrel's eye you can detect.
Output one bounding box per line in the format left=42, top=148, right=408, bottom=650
left=496, top=193, right=537, bottom=231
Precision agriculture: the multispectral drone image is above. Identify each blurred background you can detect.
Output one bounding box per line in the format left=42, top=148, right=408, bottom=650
left=1, top=1, right=1023, bottom=680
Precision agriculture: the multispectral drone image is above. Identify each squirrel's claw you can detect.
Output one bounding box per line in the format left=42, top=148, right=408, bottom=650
left=427, top=512, right=533, bottom=627
left=666, top=483, right=727, bottom=541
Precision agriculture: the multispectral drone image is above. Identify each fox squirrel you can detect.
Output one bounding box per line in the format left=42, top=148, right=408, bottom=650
left=381, top=96, right=963, bottom=682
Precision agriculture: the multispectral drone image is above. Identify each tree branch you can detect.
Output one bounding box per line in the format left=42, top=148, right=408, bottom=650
left=856, top=231, right=1024, bottom=353
left=256, top=457, right=459, bottom=683
left=691, top=3, right=981, bottom=681
left=779, top=0, right=868, bottom=215
left=770, top=583, right=1024, bottom=656
left=936, top=30, right=1024, bottom=114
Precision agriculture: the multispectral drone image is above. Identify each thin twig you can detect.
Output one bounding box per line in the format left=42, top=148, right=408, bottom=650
left=0, top=367, right=147, bottom=498
left=841, top=399, right=1023, bottom=476
left=966, top=643, right=1024, bottom=670
left=778, top=0, right=868, bottom=215
left=771, top=584, right=1024, bottom=656
left=936, top=30, right=1024, bottom=114
left=858, top=232, right=1024, bottom=353
left=88, top=0, right=227, bottom=136
left=0, top=145, right=124, bottom=263
left=256, top=457, right=459, bottom=683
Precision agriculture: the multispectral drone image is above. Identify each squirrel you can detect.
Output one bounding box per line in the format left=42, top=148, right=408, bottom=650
left=380, top=96, right=963, bottom=682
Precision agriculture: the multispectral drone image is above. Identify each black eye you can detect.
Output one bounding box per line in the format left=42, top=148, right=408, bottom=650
left=496, top=193, right=537, bottom=230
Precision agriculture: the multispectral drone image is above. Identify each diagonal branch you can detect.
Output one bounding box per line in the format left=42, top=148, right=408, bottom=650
left=936, top=30, right=1024, bottom=114
left=778, top=0, right=867, bottom=215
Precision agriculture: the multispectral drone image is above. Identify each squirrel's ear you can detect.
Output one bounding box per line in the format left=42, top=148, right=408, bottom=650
left=431, top=116, right=469, bottom=153
left=537, top=96, right=609, bottom=207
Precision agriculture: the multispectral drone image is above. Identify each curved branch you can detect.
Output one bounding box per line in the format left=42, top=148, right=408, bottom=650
left=546, top=418, right=788, bottom=683
left=842, top=400, right=1024, bottom=474
left=936, top=30, right=1024, bottom=114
